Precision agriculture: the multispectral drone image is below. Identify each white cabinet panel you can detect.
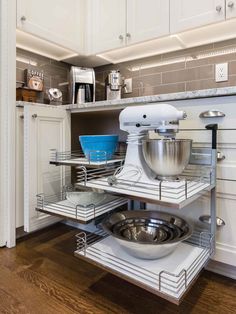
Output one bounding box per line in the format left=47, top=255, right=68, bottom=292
left=24, top=106, right=71, bottom=232
left=17, top=0, right=84, bottom=52
left=90, top=0, right=126, bottom=53
left=214, top=193, right=236, bottom=267
left=170, top=0, right=225, bottom=33
left=127, top=0, right=169, bottom=45
left=226, top=0, right=236, bottom=18
left=16, top=108, right=24, bottom=228
left=170, top=97, right=236, bottom=269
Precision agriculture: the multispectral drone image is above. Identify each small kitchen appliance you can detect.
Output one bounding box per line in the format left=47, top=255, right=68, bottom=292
left=110, top=103, right=192, bottom=184
left=69, top=66, right=95, bottom=104
left=47, top=88, right=63, bottom=106
left=105, top=70, right=124, bottom=100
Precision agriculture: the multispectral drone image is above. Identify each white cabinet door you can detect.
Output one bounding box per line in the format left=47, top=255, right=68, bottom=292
left=170, top=0, right=225, bottom=34
left=226, top=0, right=236, bottom=19
left=24, top=105, right=71, bottom=232
left=127, top=0, right=169, bottom=45
left=89, top=0, right=126, bottom=53
left=17, top=0, right=84, bottom=53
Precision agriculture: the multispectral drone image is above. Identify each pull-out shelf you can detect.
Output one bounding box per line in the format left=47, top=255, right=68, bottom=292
left=49, top=149, right=125, bottom=168
left=74, top=230, right=213, bottom=305
left=76, top=164, right=215, bottom=209
left=36, top=193, right=128, bottom=224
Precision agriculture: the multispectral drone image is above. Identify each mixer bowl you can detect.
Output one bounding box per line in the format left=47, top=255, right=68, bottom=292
left=102, top=210, right=192, bottom=260
left=142, top=139, right=192, bottom=179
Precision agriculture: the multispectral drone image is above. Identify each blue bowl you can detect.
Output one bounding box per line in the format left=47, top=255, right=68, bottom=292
left=79, top=135, right=119, bottom=161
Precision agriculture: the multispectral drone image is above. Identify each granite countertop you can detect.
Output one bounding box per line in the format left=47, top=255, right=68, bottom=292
left=16, top=101, right=65, bottom=109
left=17, top=87, right=236, bottom=112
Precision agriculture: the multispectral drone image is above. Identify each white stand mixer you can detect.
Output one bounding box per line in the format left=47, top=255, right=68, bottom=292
left=109, top=103, right=187, bottom=186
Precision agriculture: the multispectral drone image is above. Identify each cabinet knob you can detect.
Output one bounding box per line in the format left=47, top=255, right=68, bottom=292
left=216, top=5, right=222, bottom=12
left=228, top=1, right=234, bottom=8
left=199, top=215, right=225, bottom=227
left=217, top=151, right=226, bottom=161
left=126, top=33, right=131, bottom=38
left=32, top=114, right=37, bottom=119
left=119, top=35, right=124, bottom=40
left=21, top=16, right=26, bottom=22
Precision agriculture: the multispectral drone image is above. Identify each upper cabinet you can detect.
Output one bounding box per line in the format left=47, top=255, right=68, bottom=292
left=226, top=0, right=236, bottom=19
left=16, top=0, right=85, bottom=54
left=170, top=0, right=225, bottom=33
left=16, top=0, right=236, bottom=63
left=89, top=0, right=170, bottom=54
left=126, top=0, right=169, bottom=45
left=89, top=0, right=126, bottom=53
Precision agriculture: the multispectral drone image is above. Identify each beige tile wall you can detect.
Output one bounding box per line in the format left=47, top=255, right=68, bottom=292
left=16, top=48, right=70, bottom=104
left=94, top=39, right=236, bottom=101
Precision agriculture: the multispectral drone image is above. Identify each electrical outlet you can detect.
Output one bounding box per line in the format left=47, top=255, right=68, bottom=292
left=215, top=63, right=228, bottom=82
left=124, top=78, right=132, bottom=93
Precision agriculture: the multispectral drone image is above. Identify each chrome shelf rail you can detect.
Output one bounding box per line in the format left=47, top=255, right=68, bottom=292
left=74, top=229, right=213, bottom=304
left=49, top=148, right=126, bottom=168
left=36, top=188, right=127, bottom=224
left=75, top=164, right=215, bottom=208
left=74, top=146, right=216, bottom=208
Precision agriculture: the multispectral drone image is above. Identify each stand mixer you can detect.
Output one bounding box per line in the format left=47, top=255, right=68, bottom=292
left=109, top=103, right=192, bottom=186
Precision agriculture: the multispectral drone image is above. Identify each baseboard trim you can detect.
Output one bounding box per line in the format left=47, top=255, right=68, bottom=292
left=207, top=260, right=236, bottom=280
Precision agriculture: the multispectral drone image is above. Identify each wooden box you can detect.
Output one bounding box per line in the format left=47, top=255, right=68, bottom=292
left=16, top=87, right=38, bottom=102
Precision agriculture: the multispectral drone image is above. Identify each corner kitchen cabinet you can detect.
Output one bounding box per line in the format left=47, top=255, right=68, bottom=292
left=16, top=0, right=85, bottom=53
left=16, top=98, right=236, bottom=304
left=89, top=0, right=169, bottom=54
left=170, top=0, right=226, bottom=34
left=16, top=105, right=71, bottom=232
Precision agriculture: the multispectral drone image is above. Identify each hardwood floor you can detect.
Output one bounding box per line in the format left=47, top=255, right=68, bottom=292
left=0, top=223, right=235, bottom=314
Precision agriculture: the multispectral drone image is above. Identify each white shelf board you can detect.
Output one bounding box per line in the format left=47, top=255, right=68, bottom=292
left=76, top=177, right=211, bottom=208
left=50, top=157, right=124, bottom=167
left=75, top=236, right=210, bottom=301
left=36, top=197, right=127, bottom=223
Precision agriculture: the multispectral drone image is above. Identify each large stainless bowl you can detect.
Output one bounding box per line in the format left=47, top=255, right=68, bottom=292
left=102, top=210, right=192, bottom=260
left=142, top=139, right=192, bottom=180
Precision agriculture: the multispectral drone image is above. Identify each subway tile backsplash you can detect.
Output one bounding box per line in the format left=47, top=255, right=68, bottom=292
left=17, top=38, right=236, bottom=104
left=94, top=38, right=236, bottom=101
left=16, top=48, right=70, bottom=104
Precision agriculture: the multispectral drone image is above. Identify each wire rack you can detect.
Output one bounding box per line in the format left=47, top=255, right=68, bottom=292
left=49, top=148, right=126, bottom=168
left=75, top=162, right=215, bottom=208
left=36, top=186, right=128, bottom=224
left=74, top=228, right=213, bottom=304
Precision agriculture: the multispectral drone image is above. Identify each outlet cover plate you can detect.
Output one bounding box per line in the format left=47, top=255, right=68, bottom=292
left=215, top=63, right=228, bottom=82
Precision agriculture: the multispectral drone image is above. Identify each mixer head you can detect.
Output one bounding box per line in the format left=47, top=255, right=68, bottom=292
left=119, top=103, right=187, bottom=137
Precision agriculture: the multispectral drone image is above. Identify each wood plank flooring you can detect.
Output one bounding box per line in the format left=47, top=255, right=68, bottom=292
left=0, top=223, right=235, bottom=314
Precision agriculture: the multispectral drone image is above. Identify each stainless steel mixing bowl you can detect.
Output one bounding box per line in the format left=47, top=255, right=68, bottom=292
left=102, top=210, right=192, bottom=260
left=142, top=139, right=192, bottom=180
